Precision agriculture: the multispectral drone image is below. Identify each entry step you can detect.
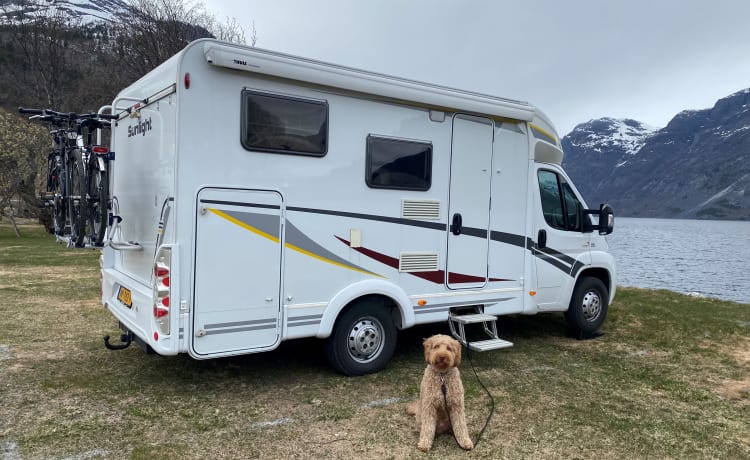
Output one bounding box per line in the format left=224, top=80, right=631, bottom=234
left=448, top=309, right=513, bottom=352
left=467, top=338, right=514, bottom=352
left=450, top=313, right=498, bottom=324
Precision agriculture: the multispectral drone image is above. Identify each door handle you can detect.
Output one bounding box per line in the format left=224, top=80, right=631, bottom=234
left=450, top=213, right=463, bottom=235
left=537, top=229, right=547, bottom=249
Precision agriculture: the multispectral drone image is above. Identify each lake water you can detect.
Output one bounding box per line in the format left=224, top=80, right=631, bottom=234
left=606, top=217, right=750, bottom=304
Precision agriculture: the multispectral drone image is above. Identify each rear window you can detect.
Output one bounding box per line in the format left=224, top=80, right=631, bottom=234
left=241, top=90, right=328, bottom=156
left=366, top=135, right=432, bottom=191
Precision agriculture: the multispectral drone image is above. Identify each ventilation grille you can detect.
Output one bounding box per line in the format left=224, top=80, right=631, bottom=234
left=401, top=199, right=440, bottom=220
left=399, top=252, right=439, bottom=272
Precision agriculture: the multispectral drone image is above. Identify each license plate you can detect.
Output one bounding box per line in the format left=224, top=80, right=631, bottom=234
left=117, top=286, right=133, bottom=308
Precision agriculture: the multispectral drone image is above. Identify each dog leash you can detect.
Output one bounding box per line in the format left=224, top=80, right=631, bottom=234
left=464, top=342, right=495, bottom=448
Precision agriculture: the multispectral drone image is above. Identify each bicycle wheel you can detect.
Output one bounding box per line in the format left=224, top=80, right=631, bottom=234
left=51, top=166, right=66, bottom=236
left=68, top=149, right=87, bottom=247
left=87, top=159, right=108, bottom=246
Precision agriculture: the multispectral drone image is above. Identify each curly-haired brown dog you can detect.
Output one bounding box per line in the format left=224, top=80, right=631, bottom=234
left=407, top=334, right=473, bottom=451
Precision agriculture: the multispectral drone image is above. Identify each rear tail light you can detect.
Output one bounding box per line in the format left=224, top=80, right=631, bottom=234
left=92, top=145, right=109, bottom=155
left=153, top=248, right=172, bottom=336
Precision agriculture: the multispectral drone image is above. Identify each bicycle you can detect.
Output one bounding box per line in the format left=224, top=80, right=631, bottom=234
left=78, top=117, right=114, bottom=246
left=19, top=108, right=116, bottom=247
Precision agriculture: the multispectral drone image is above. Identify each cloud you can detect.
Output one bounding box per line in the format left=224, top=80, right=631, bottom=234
left=204, top=0, right=750, bottom=134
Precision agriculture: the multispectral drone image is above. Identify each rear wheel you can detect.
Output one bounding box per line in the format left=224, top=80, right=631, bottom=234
left=565, top=277, right=609, bottom=337
left=68, top=150, right=87, bottom=247
left=324, top=299, right=397, bottom=376
left=50, top=168, right=66, bottom=236
left=87, top=163, right=108, bottom=246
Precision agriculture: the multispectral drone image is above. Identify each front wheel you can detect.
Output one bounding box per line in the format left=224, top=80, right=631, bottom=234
left=565, top=277, right=609, bottom=337
left=324, top=299, right=397, bottom=376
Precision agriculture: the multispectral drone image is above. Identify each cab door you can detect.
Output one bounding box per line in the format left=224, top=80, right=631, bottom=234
left=533, top=167, right=591, bottom=308
left=192, top=188, right=282, bottom=356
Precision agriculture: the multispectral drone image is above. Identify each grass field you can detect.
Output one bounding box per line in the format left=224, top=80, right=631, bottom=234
left=1, top=223, right=748, bottom=459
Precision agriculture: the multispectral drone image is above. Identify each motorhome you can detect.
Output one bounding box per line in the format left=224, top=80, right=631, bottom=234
left=100, top=39, right=615, bottom=375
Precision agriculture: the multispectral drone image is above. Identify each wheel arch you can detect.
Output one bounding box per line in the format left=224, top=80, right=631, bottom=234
left=316, top=279, right=414, bottom=339
left=575, top=266, right=613, bottom=301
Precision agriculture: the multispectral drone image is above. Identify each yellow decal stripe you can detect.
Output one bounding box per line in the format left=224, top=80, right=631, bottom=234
left=530, top=123, right=559, bottom=146
left=209, top=208, right=280, bottom=242
left=285, top=242, right=384, bottom=278
left=209, top=208, right=383, bottom=278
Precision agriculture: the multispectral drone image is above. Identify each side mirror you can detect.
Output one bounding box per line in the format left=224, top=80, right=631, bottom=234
left=598, top=204, right=614, bottom=235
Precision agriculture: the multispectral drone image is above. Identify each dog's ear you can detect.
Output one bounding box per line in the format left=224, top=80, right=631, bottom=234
left=452, top=339, right=462, bottom=367
left=423, top=336, right=433, bottom=363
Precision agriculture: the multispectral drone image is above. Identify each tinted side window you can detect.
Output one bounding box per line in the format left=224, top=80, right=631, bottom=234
left=241, top=90, right=328, bottom=156
left=538, top=170, right=584, bottom=231
left=366, top=135, right=432, bottom=191
left=562, top=181, right=584, bottom=231
left=538, top=170, right=565, bottom=229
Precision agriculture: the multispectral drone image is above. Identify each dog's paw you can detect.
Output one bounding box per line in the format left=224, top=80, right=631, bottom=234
left=417, top=441, right=431, bottom=452
left=458, top=438, right=474, bottom=451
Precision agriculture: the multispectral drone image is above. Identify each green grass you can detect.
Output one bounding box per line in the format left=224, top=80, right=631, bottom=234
left=1, top=223, right=748, bottom=459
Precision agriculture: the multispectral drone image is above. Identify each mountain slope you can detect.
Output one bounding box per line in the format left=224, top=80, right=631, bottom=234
left=1, top=0, right=128, bottom=24
left=562, top=89, right=750, bottom=220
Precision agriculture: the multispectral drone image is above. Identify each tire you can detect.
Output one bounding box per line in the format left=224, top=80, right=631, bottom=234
left=51, top=168, right=66, bottom=236
left=324, top=299, right=397, bottom=376
left=68, top=149, right=87, bottom=247
left=87, top=164, right=108, bottom=246
left=565, top=277, right=609, bottom=337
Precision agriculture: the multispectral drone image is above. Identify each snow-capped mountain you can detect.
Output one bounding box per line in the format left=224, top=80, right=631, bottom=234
left=562, top=88, right=750, bottom=220
left=1, top=0, right=128, bottom=24
left=564, top=118, right=658, bottom=158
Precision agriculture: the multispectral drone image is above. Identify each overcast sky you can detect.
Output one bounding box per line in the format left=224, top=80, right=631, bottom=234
left=203, top=0, right=750, bottom=135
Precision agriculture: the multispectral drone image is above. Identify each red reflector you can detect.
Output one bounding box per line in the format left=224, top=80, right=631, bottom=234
left=162, top=276, right=170, bottom=287
left=92, top=145, right=108, bottom=154
left=154, top=267, right=169, bottom=277
left=161, top=297, right=170, bottom=307
left=154, top=304, right=169, bottom=317
left=184, top=72, right=190, bottom=89
left=154, top=331, right=159, bottom=341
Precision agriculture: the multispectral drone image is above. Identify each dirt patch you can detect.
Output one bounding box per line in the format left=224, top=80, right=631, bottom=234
left=714, top=338, right=750, bottom=406
left=0, top=344, right=11, bottom=361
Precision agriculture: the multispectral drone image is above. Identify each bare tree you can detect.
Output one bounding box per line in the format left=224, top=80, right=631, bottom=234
left=2, top=0, right=85, bottom=109
left=112, top=0, right=253, bottom=76
left=0, top=108, right=47, bottom=236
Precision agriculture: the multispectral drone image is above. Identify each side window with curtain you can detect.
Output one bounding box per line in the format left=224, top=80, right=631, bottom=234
left=365, top=135, right=432, bottom=191
left=537, top=170, right=584, bottom=231
left=241, top=90, right=328, bottom=156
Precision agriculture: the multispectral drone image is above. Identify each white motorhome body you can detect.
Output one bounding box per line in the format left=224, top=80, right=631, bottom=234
left=101, top=39, right=615, bottom=375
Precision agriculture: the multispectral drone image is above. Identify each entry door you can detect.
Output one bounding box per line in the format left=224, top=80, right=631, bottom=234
left=446, top=115, right=494, bottom=289
left=193, top=188, right=282, bottom=356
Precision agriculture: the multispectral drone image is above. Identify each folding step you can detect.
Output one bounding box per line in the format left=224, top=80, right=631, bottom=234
left=448, top=309, right=513, bottom=352
left=450, top=313, right=498, bottom=325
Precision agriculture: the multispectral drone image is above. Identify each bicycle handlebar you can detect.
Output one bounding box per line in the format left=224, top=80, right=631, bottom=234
left=19, top=107, right=117, bottom=126
left=18, top=107, right=46, bottom=115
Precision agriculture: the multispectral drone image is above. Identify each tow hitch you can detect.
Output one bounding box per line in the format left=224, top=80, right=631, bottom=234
left=103, top=331, right=133, bottom=350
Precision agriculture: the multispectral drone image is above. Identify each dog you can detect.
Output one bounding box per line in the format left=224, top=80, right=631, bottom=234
left=407, top=334, right=473, bottom=451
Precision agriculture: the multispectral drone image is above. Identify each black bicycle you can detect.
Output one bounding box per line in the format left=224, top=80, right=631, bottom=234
left=78, top=117, right=114, bottom=246
left=20, top=108, right=116, bottom=247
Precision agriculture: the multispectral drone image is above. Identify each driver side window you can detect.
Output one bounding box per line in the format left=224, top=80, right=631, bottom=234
left=538, top=170, right=584, bottom=232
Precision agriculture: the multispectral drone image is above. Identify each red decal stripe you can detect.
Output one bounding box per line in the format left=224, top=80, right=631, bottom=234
left=336, top=236, right=511, bottom=284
